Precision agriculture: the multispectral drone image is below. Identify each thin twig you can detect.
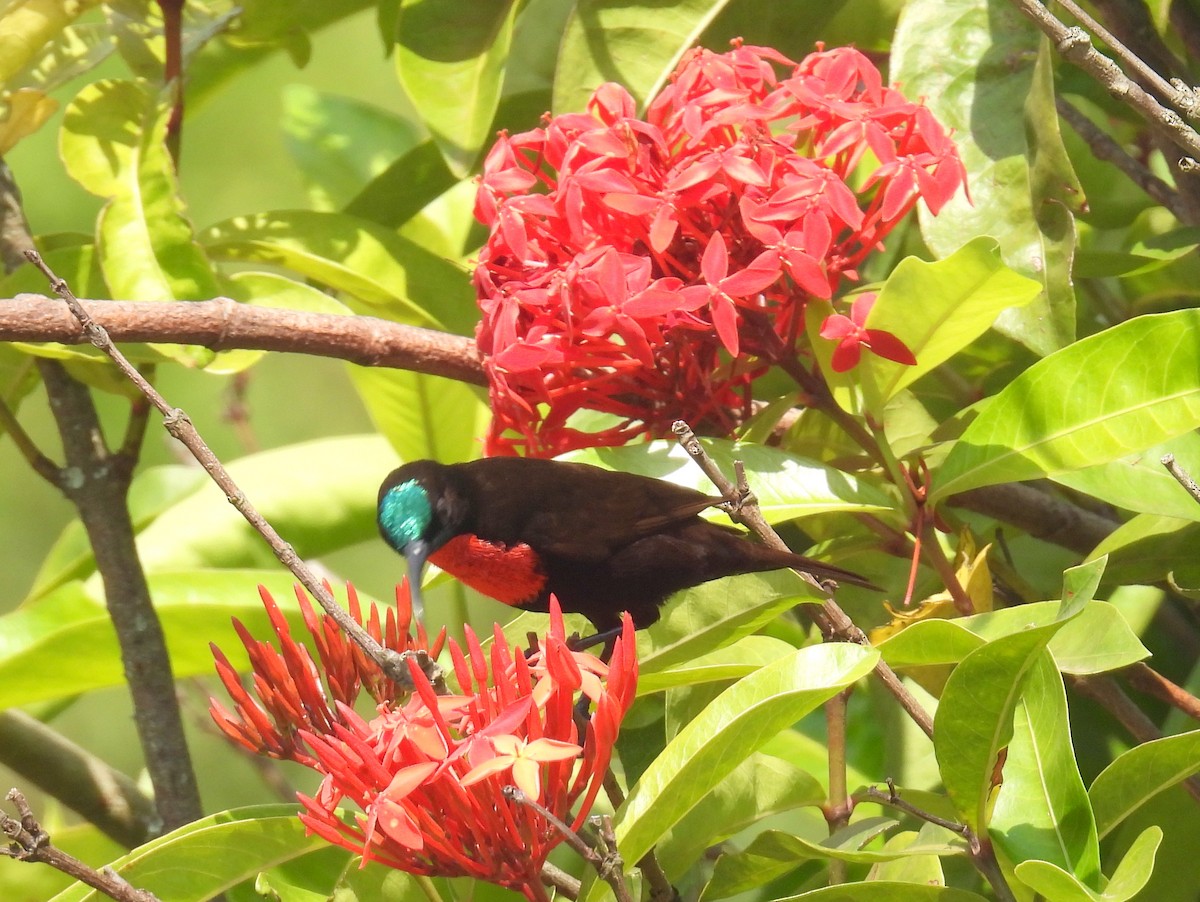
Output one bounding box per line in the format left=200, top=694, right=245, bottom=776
left=540, top=862, right=581, bottom=900
left=1009, top=0, right=1200, bottom=164
left=502, top=786, right=632, bottom=902
left=672, top=420, right=936, bottom=739
left=2, top=789, right=160, bottom=902
left=1162, top=453, right=1200, bottom=506
left=0, top=711, right=159, bottom=848
left=1056, top=96, right=1185, bottom=219
left=865, top=780, right=1016, bottom=902
left=1122, top=662, right=1200, bottom=723
left=823, top=688, right=853, bottom=885
left=23, top=250, right=435, bottom=690
left=0, top=393, right=59, bottom=482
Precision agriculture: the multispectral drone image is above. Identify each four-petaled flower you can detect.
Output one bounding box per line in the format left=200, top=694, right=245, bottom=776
left=819, top=293, right=917, bottom=372
left=474, top=40, right=965, bottom=457
left=210, top=588, right=638, bottom=902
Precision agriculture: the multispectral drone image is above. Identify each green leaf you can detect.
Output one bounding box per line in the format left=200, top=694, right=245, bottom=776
left=1087, top=513, right=1200, bottom=589
left=614, top=643, right=879, bottom=868
left=343, top=139, right=458, bottom=229
left=1015, top=825, right=1161, bottom=902
left=349, top=367, right=488, bottom=466
left=1060, top=557, right=1106, bottom=621
left=877, top=601, right=1148, bottom=676
left=49, top=806, right=324, bottom=902
left=393, top=0, right=520, bottom=175
left=1052, top=432, right=1200, bottom=522
left=1090, top=730, right=1200, bottom=839
left=201, top=210, right=470, bottom=328
left=774, top=884, right=988, bottom=901
left=61, top=78, right=219, bottom=365
left=1101, top=825, right=1164, bottom=901
left=130, top=435, right=398, bottom=573
left=703, top=820, right=967, bottom=900
left=0, top=571, right=375, bottom=708
left=932, top=310, right=1200, bottom=502
left=562, top=438, right=895, bottom=524
left=934, top=619, right=1072, bottom=833
left=892, top=0, right=1079, bottom=356
left=638, top=634, right=796, bottom=694
left=0, top=0, right=104, bottom=86
left=554, top=0, right=734, bottom=114
left=990, top=655, right=1101, bottom=885
left=655, top=753, right=825, bottom=878
left=639, top=570, right=823, bottom=676
left=281, top=85, right=423, bottom=210
left=852, top=239, right=1041, bottom=408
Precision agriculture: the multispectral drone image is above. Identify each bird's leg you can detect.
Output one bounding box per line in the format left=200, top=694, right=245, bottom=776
left=567, top=627, right=621, bottom=661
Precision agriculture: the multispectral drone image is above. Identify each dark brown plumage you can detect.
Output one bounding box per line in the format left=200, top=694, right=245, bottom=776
left=378, top=457, right=871, bottom=633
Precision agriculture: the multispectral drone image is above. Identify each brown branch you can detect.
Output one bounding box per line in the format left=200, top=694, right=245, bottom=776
left=949, top=481, right=1118, bottom=555
left=0, top=294, right=485, bottom=384
left=0, top=711, right=158, bottom=848
left=38, top=359, right=203, bottom=830
left=1010, top=0, right=1200, bottom=161
left=1122, top=662, right=1200, bottom=723
left=2, top=789, right=160, bottom=902
left=22, top=252, right=438, bottom=692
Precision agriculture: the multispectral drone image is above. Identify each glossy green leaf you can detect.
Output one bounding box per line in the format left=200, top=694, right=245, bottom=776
left=853, top=239, right=1041, bottom=408
left=201, top=210, right=468, bottom=327
left=281, top=85, right=422, bottom=210
left=615, top=643, right=879, bottom=868
left=349, top=367, right=488, bottom=466
left=343, top=139, right=458, bottom=229
left=656, top=752, right=825, bottom=878
left=563, top=438, right=895, bottom=524
left=0, top=0, right=103, bottom=86
left=1060, top=556, right=1106, bottom=620
left=991, top=654, right=1100, bottom=884
left=50, top=806, right=324, bottom=902
left=639, top=569, right=822, bottom=676
left=775, top=884, right=987, bottom=901
left=61, top=78, right=219, bottom=365
left=394, top=0, right=519, bottom=175
left=1090, top=730, right=1200, bottom=839
left=932, top=310, right=1200, bottom=502
left=130, top=435, right=398, bottom=573
left=554, top=0, right=733, bottom=114
left=877, top=601, right=1148, bottom=676
left=893, top=0, right=1079, bottom=356
left=934, top=619, right=1071, bottom=833
left=1014, top=826, right=1160, bottom=902
left=867, top=825, right=953, bottom=886
left=638, top=634, right=796, bottom=694
left=26, top=464, right=206, bottom=601
left=0, top=571, right=374, bottom=708
left=1087, top=513, right=1200, bottom=589
left=703, top=819, right=966, bottom=900
left=1052, top=432, right=1200, bottom=522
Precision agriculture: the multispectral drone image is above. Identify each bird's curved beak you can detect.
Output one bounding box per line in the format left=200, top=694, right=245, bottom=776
left=404, top=538, right=431, bottom=613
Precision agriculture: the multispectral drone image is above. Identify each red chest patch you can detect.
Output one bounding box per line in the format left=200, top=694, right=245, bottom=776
left=428, top=535, right=546, bottom=606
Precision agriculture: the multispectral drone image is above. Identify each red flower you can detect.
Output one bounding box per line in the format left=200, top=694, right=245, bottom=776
left=474, top=41, right=963, bottom=457
left=819, top=293, right=917, bottom=372
left=210, top=590, right=638, bottom=901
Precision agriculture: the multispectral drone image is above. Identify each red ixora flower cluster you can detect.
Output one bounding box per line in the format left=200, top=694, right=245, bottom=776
left=210, top=584, right=637, bottom=901
left=474, top=41, right=965, bottom=457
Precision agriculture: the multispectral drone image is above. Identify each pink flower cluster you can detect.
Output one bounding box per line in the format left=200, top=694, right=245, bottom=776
left=474, top=42, right=965, bottom=457
left=210, top=585, right=638, bottom=901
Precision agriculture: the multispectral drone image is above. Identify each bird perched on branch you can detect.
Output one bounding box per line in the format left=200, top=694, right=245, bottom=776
left=378, top=457, right=872, bottom=637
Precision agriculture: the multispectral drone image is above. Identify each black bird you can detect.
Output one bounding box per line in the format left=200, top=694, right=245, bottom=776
left=377, top=457, right=872, bottom=635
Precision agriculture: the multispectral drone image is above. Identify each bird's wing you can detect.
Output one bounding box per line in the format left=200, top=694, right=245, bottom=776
left=464, top=459, right=726, bottom=562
